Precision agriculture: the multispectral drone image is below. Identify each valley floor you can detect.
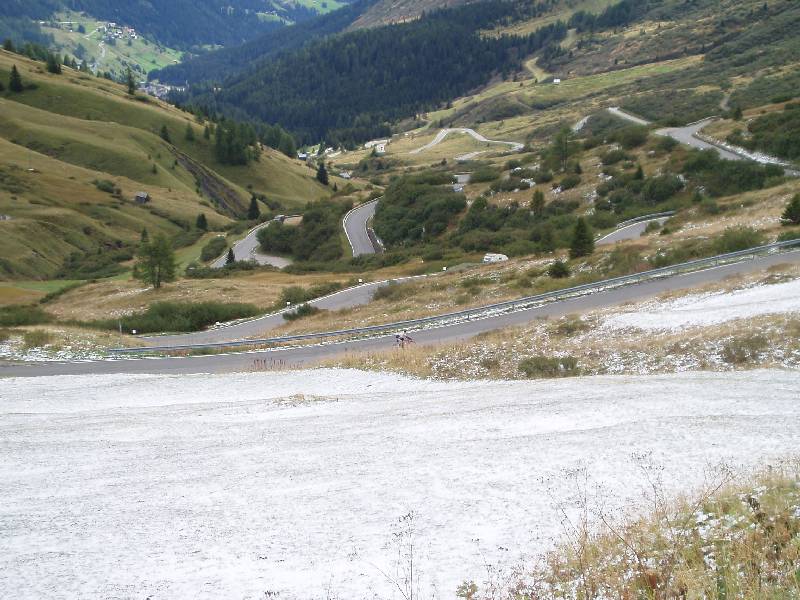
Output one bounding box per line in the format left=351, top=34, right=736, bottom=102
left=2, top=368, right=799, bottom=599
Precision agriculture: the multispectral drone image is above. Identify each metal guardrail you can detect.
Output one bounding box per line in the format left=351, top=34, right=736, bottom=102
left=110, top=239, right=800, bottom=354
left=615, top=211, right=675, bottom=229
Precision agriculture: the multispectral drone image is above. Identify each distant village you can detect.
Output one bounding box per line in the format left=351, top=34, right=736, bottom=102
left=100, top=22, right=139, bottom=42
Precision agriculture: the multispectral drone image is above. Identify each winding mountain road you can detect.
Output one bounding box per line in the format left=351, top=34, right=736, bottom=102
left=343, top=199, right=381, bottom=256
left=597, top=215, right=671, bottom=245
left=410, top=128, right=524, bottom=155
left=210, top=220, right=293, bottom=269
left=608, top=108, right=797, bottom=173
left=4, top=249, right=799, bottom=377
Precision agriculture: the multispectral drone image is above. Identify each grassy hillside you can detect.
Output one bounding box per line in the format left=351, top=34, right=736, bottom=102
left=0, top=49, right=329, bottom=279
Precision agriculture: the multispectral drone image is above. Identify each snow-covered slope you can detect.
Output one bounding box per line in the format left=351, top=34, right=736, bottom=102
left=3, top=369, right=799, bottom=599
left=603, top=279, right=800, bottom=331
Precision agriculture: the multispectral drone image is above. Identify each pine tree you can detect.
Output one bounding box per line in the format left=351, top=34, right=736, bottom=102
left=152, top=163, right=158, bottom=174
left=530, top=190, right=545, bottom=217
left=185, top=123, right=195, bottom=142
left=781, top=194, right=800, bottom=226
left=226, top=247, right=236, bottom=265
left=634, top=164, right=644, bottom=180
left=45, top=53, right=62, bottom=74
left=126, top=68, right=135, bottom=95
left=316, top=161, right=329, bottom=186
left=196, top=213, right=208, bottom=231
left=9, top=65, right=23, bottom=93
left=133, top=234, right=177, bottom=289
left=569, top=217, right=594, bottom=258
left=203, top=125, right=210, bottom=140
left=732, top=105, right=743, bottom=121
left=160, top=125, right=171, bottom=143
left=248, top=196, right=260, bottom=220
left=3, top=39, right=15, bottom=53
left=140, top=227, right=149, bottom=243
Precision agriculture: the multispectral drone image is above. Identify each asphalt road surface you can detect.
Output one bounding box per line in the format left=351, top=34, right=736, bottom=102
left=343, top=199, right=380, bottom=256
left=211, top=221, right=292, bottom=269
left=4, top=250, right=798, bottom=377
left=138, top=275, right=418, bottom=347
left=597, top=216, right=671, bottom=245
left=410, top=128, right=524, bottom=154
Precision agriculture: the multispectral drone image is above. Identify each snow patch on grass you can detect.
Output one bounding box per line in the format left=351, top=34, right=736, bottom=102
left=603, top=278, right=800, bottom=331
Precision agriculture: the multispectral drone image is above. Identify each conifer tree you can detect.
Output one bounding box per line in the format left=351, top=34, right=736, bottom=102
left=196, top=213, right=208, bottom=231
left=781, top=194, right=800, bottom=226
left=185, top=122, right=195, bottom=142
left=226, top=247, right=236, bottom=265
left=160, top=125, right=171, bottom=143
left=3, top=39, right=14, bottom=53
left=9, top=65, right=23, bottom=92
left=569, top=217, right=594, bottom=258
left=126, top=68, right=136, bottom=95
left=45, top=53, right=62, bottom=74
left=530, top=190, right=545, bottom=217
left=316, top=161, right=329, bottom=186
left=248, top=196, right=260, bottom=220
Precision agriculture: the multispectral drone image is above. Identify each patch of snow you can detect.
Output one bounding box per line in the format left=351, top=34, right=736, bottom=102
left=603, top=279, right=800, bottom=331
left=2, top=369, right=800, bottom=599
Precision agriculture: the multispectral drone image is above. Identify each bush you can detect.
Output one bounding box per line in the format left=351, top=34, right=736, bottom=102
left=470, top=165, right=501, bottom=183
left=0, top=305, right=52, bottom=326
left=283, top=303, right=321, bottom=321
left=200, top=237, right=228, bottom=262
left=279, top=282, right=343, bottom=306
left=601, top=149, right=629, bottom=165
left=518, top=355, right=579, bottom=378
left=548, top=260, right=570, bottom=278
left=23, top=330, right=53, bottom=349
left=641, top=174, right=683, bottom=204
left=372, top=282, right=415, bottom=301
left=712, top=226, right=764, bottom=254
left=559, top=174, right=581, bottom=190
left=613, top=126, right=649, bottom=149
left=93, top=301, right=260, bottom=334
left=721, top=335, right=768, bottom=365
left=93, top=179, right=117, bottom=194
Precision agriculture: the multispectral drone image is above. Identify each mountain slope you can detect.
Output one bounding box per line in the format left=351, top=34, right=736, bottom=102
left=0, top=49, right=328, bottom=279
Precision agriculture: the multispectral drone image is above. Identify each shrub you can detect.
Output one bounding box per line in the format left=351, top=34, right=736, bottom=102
left=641, top=174, right=683, bottom=204
left=373, top=282, right=415, bottom=301
left=601, top=149, right=628, bottom=165
left=548, top=260, right=570, bottom=278
left=92, top=301, right=260, bottom=334
left=283, top=303, right=321, bottom=321
left=0, top=305, right=52, bottom=327
left=470, top=165, right=501, bottom=183
left=23, top=330, right=54, bottom=349
left=93, top=179, right=116, bottom=194
left=721, top=335, right=768, bottom=365
left=712, top=226, right=764, bottom=254
left=279, top=282, right=343, bottom=306
left=613, top=126, right=649, bottom=149
left=518, top=355, right=579, bottom=378
left=200, top=237, right=228, bottom=262
left=559, top=174, right=581, bottom=190
left=552, top=317, right=589, bottom=336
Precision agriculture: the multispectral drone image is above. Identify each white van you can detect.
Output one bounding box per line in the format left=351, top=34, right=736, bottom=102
left=482, top=253, right=509, bottom=264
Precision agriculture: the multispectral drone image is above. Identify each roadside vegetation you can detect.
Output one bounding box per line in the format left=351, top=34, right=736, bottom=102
left=484, top=464, right=800, bottom=600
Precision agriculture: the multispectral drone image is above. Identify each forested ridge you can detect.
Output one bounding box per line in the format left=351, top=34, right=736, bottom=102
left=152, top=0, right=378, bottom=86
left=0, top=0, right=313, bottom=48
left=171, top=0, right=571, bottom=145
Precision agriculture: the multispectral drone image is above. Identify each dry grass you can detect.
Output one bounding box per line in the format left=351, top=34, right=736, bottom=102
left=508, top=463, right=800, bottom=600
